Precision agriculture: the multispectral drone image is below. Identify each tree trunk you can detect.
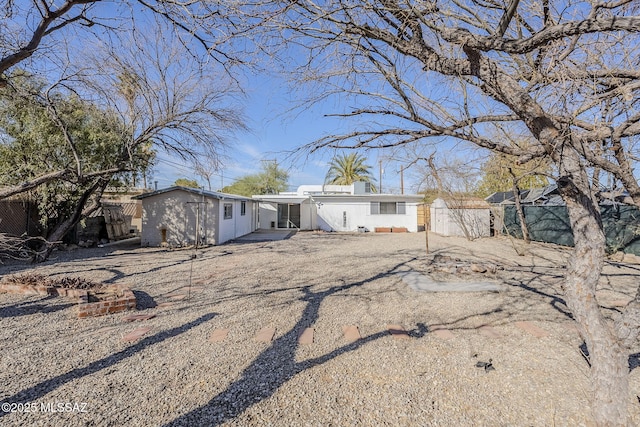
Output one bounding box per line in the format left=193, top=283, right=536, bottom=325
left=557, top=153, right=629, bottom=426
left=512, top=180, right=530, bottom=243
left=39, top=178, right=109, bottom=261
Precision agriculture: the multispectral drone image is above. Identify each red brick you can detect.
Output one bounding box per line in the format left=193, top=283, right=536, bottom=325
left=375, top=227, right=392, bottom=233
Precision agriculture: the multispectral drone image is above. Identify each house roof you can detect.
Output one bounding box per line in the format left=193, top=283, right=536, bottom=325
left=485, top=190, right=531, bottom=204
left=521, top=184, right=559, bottom=204
left=432, top=197, right=490, bottom=209
left=132, top=186, right=255, bottom=202
left=253, top=193, right=423, bottom=203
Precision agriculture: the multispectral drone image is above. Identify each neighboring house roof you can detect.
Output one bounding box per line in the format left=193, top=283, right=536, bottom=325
left=521, top=184, right=560, bottom=205
left=485, top=190, right=531, bottom=205
left=132, top=186, right=254, bottom=202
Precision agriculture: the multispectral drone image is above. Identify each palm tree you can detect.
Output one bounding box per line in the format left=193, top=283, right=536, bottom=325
left=325, top=153, right=377, bottom=192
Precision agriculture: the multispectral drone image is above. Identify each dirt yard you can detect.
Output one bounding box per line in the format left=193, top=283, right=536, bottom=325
left=1, top=231, right=639, bottom=426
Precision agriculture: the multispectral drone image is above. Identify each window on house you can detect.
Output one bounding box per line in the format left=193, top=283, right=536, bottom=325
left=224, top=203, right=233, bottom=219
left=370, top=201, right=406, bottom=214
left=241, top=201, right=246, bottom=216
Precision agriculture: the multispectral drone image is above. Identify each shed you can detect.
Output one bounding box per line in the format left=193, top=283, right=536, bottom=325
left=133, top=186, right=257, bottom=247
left=430, top=198, right=491, bottom=239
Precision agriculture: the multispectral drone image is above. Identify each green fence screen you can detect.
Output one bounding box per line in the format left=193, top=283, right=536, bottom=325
left=503, top=205, right=640, bottom=255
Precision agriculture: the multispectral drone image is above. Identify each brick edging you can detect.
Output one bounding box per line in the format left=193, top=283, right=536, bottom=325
left=0, top=281, right=137, bottom=318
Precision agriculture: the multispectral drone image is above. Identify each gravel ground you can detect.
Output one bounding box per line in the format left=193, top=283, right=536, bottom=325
left=1, top=231, right=639, bottom=426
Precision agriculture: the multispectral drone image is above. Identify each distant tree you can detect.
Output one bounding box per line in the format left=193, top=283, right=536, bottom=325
left=0, top=73, right=141, bottom=255
left=325, top=153, right=377, bottom=191
left=476, top=148, right=550, bottom=197
left=0, top=28, right=244, bottom=259
left=173, top=178, right=200, bottom=188
left=223, top=162, right=289, bottom=197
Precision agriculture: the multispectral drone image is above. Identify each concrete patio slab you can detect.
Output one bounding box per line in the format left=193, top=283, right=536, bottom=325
left=233, top=230, right=296, bottom=242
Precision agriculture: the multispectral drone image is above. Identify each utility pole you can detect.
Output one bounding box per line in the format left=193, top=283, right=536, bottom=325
left=379, top=159, right=383, bottom=193
left=400, top=165, right=404, bottom=195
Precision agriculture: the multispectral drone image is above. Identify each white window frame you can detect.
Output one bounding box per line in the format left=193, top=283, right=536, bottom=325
left=223, top=203, right=233, bottom=220
left=370, top=201, right=406, bottom=215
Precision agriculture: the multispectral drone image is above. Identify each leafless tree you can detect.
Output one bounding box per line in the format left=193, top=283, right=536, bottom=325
left=0, top=24, right=245, bottom=258
left=229, top=1, right=640, bottom=424
left=0, top=1, right=251, bottom=85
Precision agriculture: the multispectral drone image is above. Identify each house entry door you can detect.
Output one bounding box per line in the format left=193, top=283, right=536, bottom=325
left=277, top=204, right=300, bottom=229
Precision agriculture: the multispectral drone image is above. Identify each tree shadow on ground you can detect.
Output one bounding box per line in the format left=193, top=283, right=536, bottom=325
left=164, top=261, right=420, bottom=427
left=0, top=295, right=75, bottom=318
left=0, top=312, right=216, bottom=416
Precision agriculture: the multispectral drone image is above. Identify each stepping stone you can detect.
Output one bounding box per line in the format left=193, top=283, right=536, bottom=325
left=477, top=325, right=501, bottom=338
left=209, top=328, right=229, bottom=343
left=608, top=300, right=631, bottom=307
left=515, top=321, right=549, bottom=338
left=387, top=324, right=410, bottom=340
left=298, top=328, right=314, bottom=345
left=122, top=327, right=152, bottom=343
left=430, top=325, right=455, bottom=340
left=254, top=327, right=276, bottom=343
left=342, top=325, right=361, bottom=343
left=123, top=313, right=156, bottom=322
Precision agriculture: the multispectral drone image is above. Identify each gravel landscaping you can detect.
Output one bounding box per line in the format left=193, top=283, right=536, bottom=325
left=1, top=231, right=640, bottom=426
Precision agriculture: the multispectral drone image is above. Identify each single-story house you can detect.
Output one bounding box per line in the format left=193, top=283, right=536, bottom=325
left=133, top=186, right=258, bottom=247
left=253, top=183, right=423, bottom=232
left=430, top=197, right=491, bottom=239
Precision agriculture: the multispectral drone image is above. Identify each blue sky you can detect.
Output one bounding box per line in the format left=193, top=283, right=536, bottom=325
left=153, top=72, right=417, bottom=194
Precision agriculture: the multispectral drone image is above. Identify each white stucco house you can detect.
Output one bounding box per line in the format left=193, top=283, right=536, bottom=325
left=253, top=183, right=423, bottom=232
left=133, top=186, right=257, bottom=247
left=430, top=197, right=491, bottom=239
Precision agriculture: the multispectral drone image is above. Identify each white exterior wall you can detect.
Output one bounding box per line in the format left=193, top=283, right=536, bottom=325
left=430, top=199, right=491, bottom=238
left=140, top=191, right=218, bottom=247
left=316, top=198, right=419, bottom=232
left=217, top=199, right=256, bottom=244
left=258, top=203, right=278, bottom=229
